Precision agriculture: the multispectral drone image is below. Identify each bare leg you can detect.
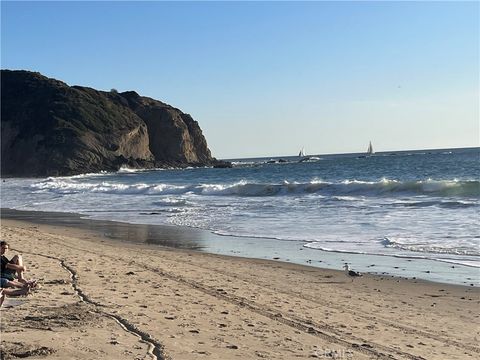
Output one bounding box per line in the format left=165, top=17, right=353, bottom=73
left=2, top=286, right=29, bottom=297
left=11, top=255, right=27, bottom=283
left=0, top=288, right=27, bottom=308
left=4, top=279, right=28, bottom=289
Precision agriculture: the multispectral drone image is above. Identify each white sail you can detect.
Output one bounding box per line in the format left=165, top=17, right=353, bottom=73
left=367, top=141, right=374, bottom=155
left=299, top=147, right=306, bottom=157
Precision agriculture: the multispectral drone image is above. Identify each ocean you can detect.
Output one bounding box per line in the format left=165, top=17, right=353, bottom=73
left=1, top=147, right=479, bottom=285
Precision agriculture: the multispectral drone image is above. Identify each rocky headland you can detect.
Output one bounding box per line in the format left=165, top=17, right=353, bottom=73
left=1, top=70, right=229, bottom=177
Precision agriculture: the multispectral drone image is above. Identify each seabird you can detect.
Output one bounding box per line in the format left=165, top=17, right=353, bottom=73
left=344, top=263, right=362, bottom=281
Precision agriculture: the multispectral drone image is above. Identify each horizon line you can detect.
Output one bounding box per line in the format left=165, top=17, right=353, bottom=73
left=222, top=146, right=479, bottom=161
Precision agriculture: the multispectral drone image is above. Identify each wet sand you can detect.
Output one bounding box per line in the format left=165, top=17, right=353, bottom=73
left=0, top=217, right=479, bottom=359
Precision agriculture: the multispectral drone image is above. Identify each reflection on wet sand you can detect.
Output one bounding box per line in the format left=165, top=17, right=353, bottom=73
left=1, top=209, right=207, bottom=250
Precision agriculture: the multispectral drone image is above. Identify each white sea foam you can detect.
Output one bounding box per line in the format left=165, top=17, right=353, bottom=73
left=30, top=180, right=189, bottom=195
left=152, top=198, right=189, bottom=207
left=29, top=178, right=480, bottom=198
left=382, top=237, right=480, bottom=256
left=118, top=166, right=145, bottom=173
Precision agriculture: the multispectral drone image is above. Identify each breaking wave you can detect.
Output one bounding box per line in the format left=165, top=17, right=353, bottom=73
left=30, top=178, right=480, bottom=198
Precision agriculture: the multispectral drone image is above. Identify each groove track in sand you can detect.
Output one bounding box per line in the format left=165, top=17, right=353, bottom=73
left=29, top=251, right=166, bottom=360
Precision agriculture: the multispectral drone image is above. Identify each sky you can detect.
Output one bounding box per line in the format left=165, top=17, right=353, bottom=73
left=1, top=1, right=479, bottom=159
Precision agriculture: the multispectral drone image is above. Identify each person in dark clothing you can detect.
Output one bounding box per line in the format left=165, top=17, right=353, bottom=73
left=1, top=241, right=36, bottom=288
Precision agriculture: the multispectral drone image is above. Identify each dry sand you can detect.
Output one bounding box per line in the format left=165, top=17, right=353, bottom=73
left=0, top=218, right=479, bottom=360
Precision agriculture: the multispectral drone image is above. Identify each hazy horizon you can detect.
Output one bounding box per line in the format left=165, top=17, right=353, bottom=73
left=223, top=145, right=479, bottom=161
left=1, top=1, right=478, bottom=159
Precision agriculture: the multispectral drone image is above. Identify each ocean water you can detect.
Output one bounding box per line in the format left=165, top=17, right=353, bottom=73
left=1, top=147, right=479, bottom=279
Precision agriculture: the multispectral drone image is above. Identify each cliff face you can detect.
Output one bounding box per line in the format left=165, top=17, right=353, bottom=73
left=1, top=70, right=223, bottom=177
left=120, top=91, right=212, bottom=165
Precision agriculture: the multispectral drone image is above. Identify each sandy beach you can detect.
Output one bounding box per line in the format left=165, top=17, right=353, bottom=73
left=0, top=218, right=479, bottom=360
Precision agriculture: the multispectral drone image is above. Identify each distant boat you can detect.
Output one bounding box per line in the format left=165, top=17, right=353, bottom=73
left=297, top=147, right=321, bottom=162
left=366, top=141, right=374, bottom=156
left=357, top=141, right=374, bottom=158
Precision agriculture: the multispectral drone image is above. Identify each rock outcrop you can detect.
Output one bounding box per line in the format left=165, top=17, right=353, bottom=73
left=1, top=70, right=228, bottom=177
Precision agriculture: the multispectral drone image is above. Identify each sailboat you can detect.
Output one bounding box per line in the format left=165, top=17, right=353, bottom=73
left=366, top=141, right=374, bottom=156
left=358, top=141, right=374, bottom=158
left=297, top=147, right=320, bottom=162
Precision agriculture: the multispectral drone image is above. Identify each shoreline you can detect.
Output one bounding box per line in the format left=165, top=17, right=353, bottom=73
left=1, top=208, right=478, bottom=287
left=0, top=216, right=478, bottom=359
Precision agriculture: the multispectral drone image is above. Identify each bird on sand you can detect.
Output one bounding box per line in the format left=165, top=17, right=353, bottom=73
left=344, top=263, right=362, bottom=281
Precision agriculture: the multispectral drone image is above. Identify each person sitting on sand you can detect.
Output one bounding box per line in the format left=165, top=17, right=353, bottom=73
left=1, top=241, right=36, bottom=288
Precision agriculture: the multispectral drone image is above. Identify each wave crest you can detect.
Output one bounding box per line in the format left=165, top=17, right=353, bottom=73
left=30, top=178, right=479, bottom=198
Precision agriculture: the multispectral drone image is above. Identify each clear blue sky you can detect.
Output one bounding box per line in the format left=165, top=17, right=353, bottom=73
left=2, top=1, right=478, bottom=159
